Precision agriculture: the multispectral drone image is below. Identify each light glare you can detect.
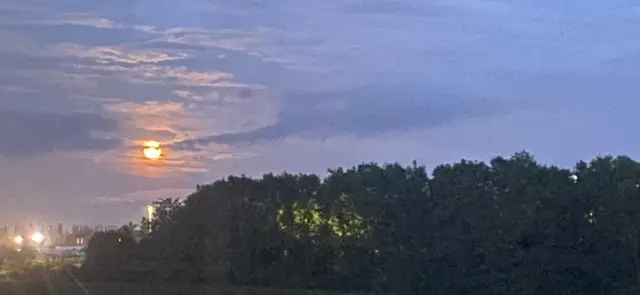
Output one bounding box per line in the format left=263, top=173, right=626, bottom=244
left=146, top=205, right=156, bottom=220
left=143, top=141, right=162, bottom=159
left=144, top=140, right=160, bottom=148
left=31, top=232, right=44, bottom=243
left=569, top=175, right=578, bottom=183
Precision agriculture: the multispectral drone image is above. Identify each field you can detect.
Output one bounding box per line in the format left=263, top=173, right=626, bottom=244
left=0, top=265, right=358, bottom=295
left=0, top=260, right=363, bottom=295
left=0, top=281, right=362, bottom=295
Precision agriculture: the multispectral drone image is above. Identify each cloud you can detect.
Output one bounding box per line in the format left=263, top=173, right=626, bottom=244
left=31, top=13, right=122, bottom=29
left=97, top=96, right=274, bottom=178
left=346, top=0, right=448, bottom=17
left=177, top=85, right=508, bottom=147
left=0, top=110, right=120, bottom=157
left=1, top=0, right=639, bottom=226
left=90, top=187, right=195, bottom=204
left=51, top=43, right=189, bottom=65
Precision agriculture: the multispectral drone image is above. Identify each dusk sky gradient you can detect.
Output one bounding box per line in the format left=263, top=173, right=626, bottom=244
left=0, top=0, right=639, bottom=225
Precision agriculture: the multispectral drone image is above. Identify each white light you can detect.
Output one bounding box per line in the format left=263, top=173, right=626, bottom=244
left=31, top=232, right=44, bottom=243
left=569, top=175, right=578, bottom=183
left=13, top=235, right=23, bottom=244
left=146, top=205, right=156, bottom=220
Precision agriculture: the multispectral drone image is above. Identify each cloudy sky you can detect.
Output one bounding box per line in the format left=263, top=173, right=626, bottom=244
left=0, top=0, right=639, bottom=225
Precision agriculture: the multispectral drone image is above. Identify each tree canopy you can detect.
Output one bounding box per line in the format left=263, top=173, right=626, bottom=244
left=84, top=151, right=640, bottom=295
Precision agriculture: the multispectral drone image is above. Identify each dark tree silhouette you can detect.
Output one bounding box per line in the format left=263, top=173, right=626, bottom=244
left=82, top=152, right=640, bottom=295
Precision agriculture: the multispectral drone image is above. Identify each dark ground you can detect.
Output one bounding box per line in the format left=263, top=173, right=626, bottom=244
left=0, top=281, right=359, bottom=295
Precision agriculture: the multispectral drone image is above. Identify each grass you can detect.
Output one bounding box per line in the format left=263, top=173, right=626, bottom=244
left=0, top=263, right=364, bottom=295
left=0, top=281, right=364, bottom=295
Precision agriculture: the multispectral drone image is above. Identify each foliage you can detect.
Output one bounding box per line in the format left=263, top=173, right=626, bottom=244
left=0, top=281, right=359, bottom=295
left=84, top=231, right=137, bottom=279
left=83, top=152, right=640, bottom=295
left=0, top=244, right=37, bottom=266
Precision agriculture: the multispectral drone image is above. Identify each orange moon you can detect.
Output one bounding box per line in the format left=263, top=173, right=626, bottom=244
left=143, top=141, right=162, bottom=160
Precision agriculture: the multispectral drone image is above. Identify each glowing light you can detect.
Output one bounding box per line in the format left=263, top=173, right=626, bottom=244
left=146, top=205, right=156, bottom=220
left=569, top=175, right=578, bottom=183
left=144, top=140, right=160, bottom=149
left=31, top=232, right=44, bottom=243
left=13, top=235, right=23, bottom=244
left=143, top=140, right=162, bottom=160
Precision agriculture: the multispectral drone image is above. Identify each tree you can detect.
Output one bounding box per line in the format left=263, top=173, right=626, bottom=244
left=84, top=231, right=137, bottom=279
left=82, top=151, right=640, bottom=295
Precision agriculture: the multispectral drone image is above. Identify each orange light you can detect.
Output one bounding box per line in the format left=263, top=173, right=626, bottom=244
left=143, top=141, right=160, bottom=149
left=143, top=141, right=162, bottom=159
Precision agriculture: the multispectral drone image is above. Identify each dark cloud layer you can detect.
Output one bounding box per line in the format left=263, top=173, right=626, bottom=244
left=178, top=85, right=508, bottom=147
left=0, top=110, right=120, bottom=156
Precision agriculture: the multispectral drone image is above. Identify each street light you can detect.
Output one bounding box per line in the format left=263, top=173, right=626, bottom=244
left=569, top=175, right=578, bottom=183
left=146, top=205, right=156, bottom=221
left=31, top=232, right=44, bottom=244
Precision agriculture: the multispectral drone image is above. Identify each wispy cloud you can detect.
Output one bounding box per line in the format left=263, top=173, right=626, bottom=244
left=90, top=187, right=195, bottom=204
left=0, top=110, right=120, bottom=157
left=177, top=85, right=508, bottom=148
left=1, top=0, right=640, bottom=224
left=51, top=43, right=189, bottom=64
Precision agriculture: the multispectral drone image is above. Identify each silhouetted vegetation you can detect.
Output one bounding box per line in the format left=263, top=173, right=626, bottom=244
left=82, top=152, right=640, bottom=295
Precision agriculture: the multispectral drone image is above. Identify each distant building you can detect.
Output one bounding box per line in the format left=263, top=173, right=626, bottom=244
left=42, top=245, right=86, bottom=260
left=60, top=233, right=91, bottom=247
left=131, top=225, right=146, bottom=243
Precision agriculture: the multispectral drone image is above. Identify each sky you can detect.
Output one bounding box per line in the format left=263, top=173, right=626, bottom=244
left=0, top=0, right=639, bottom=225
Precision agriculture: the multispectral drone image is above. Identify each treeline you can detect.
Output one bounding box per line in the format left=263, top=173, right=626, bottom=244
left=83, top=152, right=640, bottom=295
